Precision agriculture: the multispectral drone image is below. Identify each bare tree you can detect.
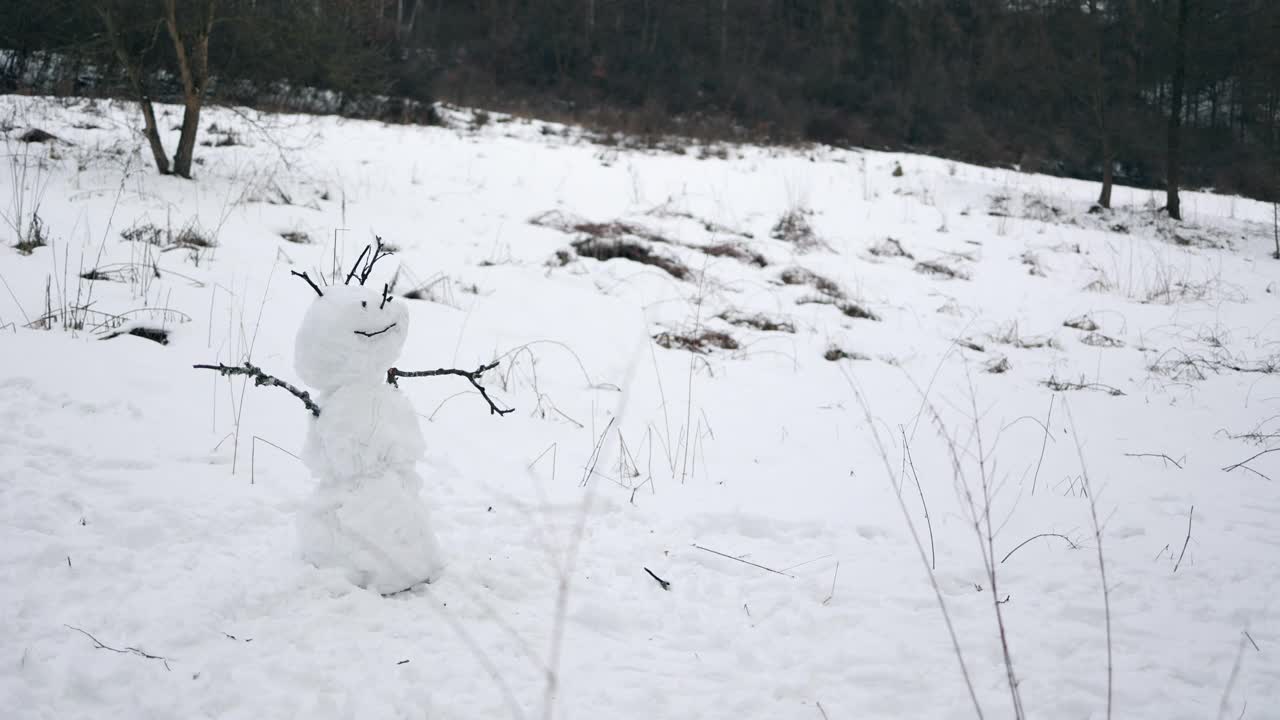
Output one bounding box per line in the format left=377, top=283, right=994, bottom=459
left=95, top=0, right=216, bottom=179
left=1166, top=0, right=1191, bottom=220
left=162, top=0, right=216, bottom=179
left=96, top=4, right=170, bottom=175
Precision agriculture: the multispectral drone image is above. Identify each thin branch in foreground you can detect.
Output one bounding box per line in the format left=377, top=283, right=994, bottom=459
left=1000, top=533, right=1080, bottom=564
left=290, top=269, right=323, bottom=297
left=1031, top=394, right=1055, bottom=494
left=1124, top=452, right=1184, bottom=469
left=65, top=625, right=171, bottom=671
left=841, top=367, right=984, bottom=720
left=387, top=361, right=514, bottom=416
left=194, top=362, right=321, bottom=417
left=1173, top=505, right=1194, bottom=573
left=691, top=544, right=794, bottom=578
left=899, top=427, right=936, bottom=570
left=1064, top=402, right=1112, bottom=720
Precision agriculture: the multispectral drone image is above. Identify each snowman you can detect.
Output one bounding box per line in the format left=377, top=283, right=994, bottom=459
left=197, top=240, right=510, bottom=594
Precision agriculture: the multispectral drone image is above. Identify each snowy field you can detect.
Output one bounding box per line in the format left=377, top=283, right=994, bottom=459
left=1, top=95, right=1278, bottom=719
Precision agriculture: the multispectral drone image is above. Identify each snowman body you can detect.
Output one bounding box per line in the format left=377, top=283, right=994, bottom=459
left=293, top=285, right=443, bottom=593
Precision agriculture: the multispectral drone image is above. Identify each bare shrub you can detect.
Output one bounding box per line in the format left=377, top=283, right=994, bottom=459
left=869, top=237, right=913, bottom=259
left=718, top=311, right=795, bottom=333
left=121, top=221, right=165, bottom=246
left=915, top=260, right=970, bottom=280
left=1080, top=332, right=1124, bottom=348
left=700, top=243, right=767, bottom=267
left=985, top=356, right=1011, bottom=374
left=1063, top=315, right=1099, bottom=332
left=770, top=208, right=826, bottom=250
left=824, top=346, right=869, bottom=361
left=779, top=266, right=843, bottom=298
left=571, top=237, right=690, bottom=280
left=989, top=322, right=1058, bottom=350
left=654, top=329, right=738, bottom=353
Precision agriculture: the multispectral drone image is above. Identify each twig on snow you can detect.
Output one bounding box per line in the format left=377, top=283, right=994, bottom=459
left=194, top=362, right=321, bottom=417
left=1173, top=505, right=1194, bottom=573
left=1125, top=452, right=1184, bottom=469
left=1244, top=631, right=1260, bottom=652
left=65, top=625, right=171, bottom=671
left=1000, top=533, right=1080, bottom=564
left=387, top=360, right=514, bottom=416
left=900, top=427, right=936, bottom=569
left=822, top=561, right=840, bottom=605
left=691, top=543, right=794, bottom=578
left=1222, top=447, right=1279, bottom=481
left=1065, top=403, right=1112, bottom=720
left=643, top=567, right=671, bottom=591
left=842, top=366, right=984, bottom=720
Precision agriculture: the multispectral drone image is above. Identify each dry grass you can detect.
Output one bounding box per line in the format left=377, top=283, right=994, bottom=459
left=718, top=311, right=795, bottom=333
left=824, top=346, right=869, bottom=362
left=571, top=237, right=690, bottom=280
left=653, top=329, right=738, bottom=354
left=915, top=260, right=971, bottom=280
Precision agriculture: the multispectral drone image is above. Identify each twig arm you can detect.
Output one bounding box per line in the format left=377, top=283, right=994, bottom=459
left=386, top=360, right=514, bottom=416
left=194, top=362, right=321, bottom=417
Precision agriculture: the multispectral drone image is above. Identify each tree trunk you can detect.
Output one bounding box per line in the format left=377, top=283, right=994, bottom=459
left=1098, top=130, right=1114, bottom=208
left=1092, top=0, right=1112, bottom=209
left=163, top=0, right=216, bottom=179
left=139, top=98, right=172, bottom=176
left=1166, top=0, right=1190, bottom=220
left=173, top=100, right=202, bottom=179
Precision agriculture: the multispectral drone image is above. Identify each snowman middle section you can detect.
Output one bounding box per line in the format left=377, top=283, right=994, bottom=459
left=299, top=381, right=444, bottom=593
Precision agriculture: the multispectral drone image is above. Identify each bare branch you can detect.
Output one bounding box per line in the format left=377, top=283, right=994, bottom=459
left=387, top=360, right=514, bottom=416
left=194, top=362, right=320, bottom=417
left=691, top=543, right=794, bottom=577
left=1125, top=452, right=1184, bottom=469
left=1000, top=533, right=1079, bottom=564
left=643, top=567, right=671, bottom=590
left=1222, top=447, right=1279, bottom=478
left=65, top=625, right=171, bottom=671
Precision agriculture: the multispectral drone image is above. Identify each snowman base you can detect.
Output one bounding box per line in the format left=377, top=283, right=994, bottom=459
left=297, top=477, right=445, bottom=596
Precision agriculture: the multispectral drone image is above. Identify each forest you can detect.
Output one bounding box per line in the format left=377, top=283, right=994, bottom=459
left=2, top=0, right=1277, bottom=202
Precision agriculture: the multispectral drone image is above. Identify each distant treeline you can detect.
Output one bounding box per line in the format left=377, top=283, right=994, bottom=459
left=2, top=1, right=1277, bottom=200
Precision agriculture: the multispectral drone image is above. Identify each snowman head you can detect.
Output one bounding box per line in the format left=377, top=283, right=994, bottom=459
left=293, top=240, right=410, bottom=394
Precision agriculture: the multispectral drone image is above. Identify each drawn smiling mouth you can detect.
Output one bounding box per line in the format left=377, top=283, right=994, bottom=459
left=354, top=323, right=397, bottom=338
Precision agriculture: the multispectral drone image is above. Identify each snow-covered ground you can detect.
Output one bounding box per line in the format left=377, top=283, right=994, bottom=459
left=2, top=95, right=1278, bottom=719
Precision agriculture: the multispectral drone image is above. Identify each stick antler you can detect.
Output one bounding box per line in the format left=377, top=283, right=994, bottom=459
left=347, top=237, right=394, bottom=287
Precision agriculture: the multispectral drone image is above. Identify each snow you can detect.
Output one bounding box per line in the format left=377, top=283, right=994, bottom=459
left=2, top=95, right=1279, bottom=719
